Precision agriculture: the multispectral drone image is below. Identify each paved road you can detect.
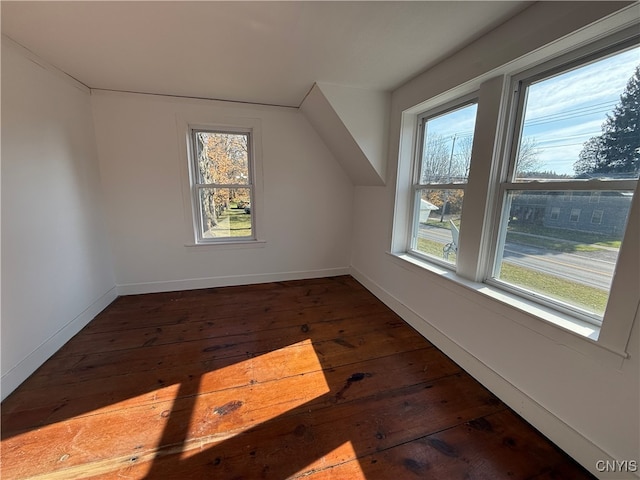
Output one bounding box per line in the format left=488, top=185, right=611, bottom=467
left=501, top=243, right=614, bottom=290
left=417, top=225, right=615, bottom=290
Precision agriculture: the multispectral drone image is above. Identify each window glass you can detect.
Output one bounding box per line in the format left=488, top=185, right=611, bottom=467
left=591, top=210, right=604, bottom=224
left=191, top=129, right=254, bottom=242
left=494, top=190, right=633, bottom=317
left=412, top=188, right=463, bottom=262
left=491, top=44, right=639, bottom=321
left=198, top=187, right=252, bottom=239
left=514, top=47, right=640, bottom=181
left=194, top=131, right=249, bottom=184
left=420, top=104, right=478, bottom=184
left=411, top=101, right=477, bottom=266
left=494, top=189, right=633, bottom=318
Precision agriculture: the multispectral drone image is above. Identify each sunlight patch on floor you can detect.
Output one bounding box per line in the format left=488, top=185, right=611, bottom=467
left=181, top=339, right=329, bottom=460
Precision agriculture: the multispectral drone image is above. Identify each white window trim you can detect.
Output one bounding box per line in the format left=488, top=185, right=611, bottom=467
left=391, top=21, right=640, bottom=364
left=177, top=114, right=265, bottom=247
left=569, top=208, right=581, bottom=223
left=408, top=93, right=478, bottom=269
left=591, top=210, right=604, bottom=224
left=484, top=37, right=638, bottom=326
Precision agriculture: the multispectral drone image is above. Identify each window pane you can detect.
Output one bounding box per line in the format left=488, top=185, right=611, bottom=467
left=514, top=46, right=640, bottom=181
left=412, top=189, right=463, bottom=264
left=493, top=190, right=633, bottom=318
left=419, top=103, right=477, bottom=184
left=199, top=187, right=252, bottom=239
left=194, top=131, right=249, bottom=184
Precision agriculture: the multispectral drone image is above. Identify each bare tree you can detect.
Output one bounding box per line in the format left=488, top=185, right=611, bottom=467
left=514, top=137, right=542, bottom=176
left=420, top=134, right=467, bottom=184
left=458, top=135, right=541, bottom=178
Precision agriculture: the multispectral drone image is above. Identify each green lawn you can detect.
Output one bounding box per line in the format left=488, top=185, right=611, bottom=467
left=498, top=263, right=608, bottom=315
left=426, top=219, right=620, bottom=253
left=416, top=237, right=456, bottom=263
left=425, top=219, right=459, bottom=229
left=508, top=224, right=622, bottom=249
left=416, top=237, right=607, bottom=315
left=505, top=232, right=601, bottom=253
left=206, top=207, right=252, bottom=237
left=223, top=208, right=252, bottom=236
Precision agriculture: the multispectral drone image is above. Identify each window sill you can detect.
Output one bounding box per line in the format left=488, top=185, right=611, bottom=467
left=184, top=239, right=267, bottom=250
left=387, top=252, right=629, bottom=367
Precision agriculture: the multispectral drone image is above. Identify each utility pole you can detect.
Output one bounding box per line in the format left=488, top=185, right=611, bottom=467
left=440, top=134, right=457, bottom=222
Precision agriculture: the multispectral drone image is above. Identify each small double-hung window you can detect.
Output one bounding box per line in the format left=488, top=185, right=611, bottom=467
left=189, top=128, right=255, bottom=243
left=409, top=98, right=478, bottom=266
left=489, top=41, right=639, bottom=322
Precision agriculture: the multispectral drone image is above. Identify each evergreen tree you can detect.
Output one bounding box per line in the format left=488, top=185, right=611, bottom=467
left=574, top=65, right=640, bottom=176
left=574, top=136, right=605, bottom=176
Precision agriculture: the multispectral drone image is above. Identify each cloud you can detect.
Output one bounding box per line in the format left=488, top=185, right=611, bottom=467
left=516, top=47, right=639, bottom=174
left=524, top=48, right=639, bottom=120
left=427, top=103, right=477, bottom=139
left=529, top=118, right=603, bottom=144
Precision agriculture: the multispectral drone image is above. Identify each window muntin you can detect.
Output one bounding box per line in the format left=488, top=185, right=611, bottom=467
left=190, top=129, right=255, bottom=242
left=491, top=44, right=639, bottom=323
left=410, top=101, right=478, bottom=266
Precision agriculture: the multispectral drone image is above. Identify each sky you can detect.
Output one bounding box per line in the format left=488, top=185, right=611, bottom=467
left=521, top=46, right=639, bottom=176
left=423, top=45, right=640, bottom=177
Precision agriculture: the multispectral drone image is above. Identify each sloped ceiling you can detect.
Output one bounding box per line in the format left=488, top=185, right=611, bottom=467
left=1, top=1, right=531, bottom=107
left=300, top=83, right=390, bottom=185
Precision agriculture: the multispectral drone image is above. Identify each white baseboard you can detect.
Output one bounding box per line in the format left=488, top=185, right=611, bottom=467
left=116, top=267, right=351, bottom=296
left=1, top=286, right=118, bottom=401
left=350, top=266, right=634, bottom=480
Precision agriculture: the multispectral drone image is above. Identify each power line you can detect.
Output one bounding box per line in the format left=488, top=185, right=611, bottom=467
left=523, top=101, right=617, bottom=127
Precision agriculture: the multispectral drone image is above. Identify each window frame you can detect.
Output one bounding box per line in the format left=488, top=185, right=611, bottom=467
left=485, top=38, right=639, bottom=326
left=391, top=22, right=639, bottom=360
left=569, top=208, right=581, bottom=223
left=408, top=94, right=479, bottom=268
left=178, top=115, right=265, bottom=248
left=188, top=127, right=256, bottom=244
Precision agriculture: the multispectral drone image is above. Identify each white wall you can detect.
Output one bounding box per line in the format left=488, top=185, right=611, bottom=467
left=1, top=41, right=116, bottom=400
left=350, top=3, right=639, bottom=478
left=91, top=91, right=353, bottom=293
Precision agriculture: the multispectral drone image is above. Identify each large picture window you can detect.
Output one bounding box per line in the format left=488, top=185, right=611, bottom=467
left=189, top=128, right=255, bottom=243
left=490, top=44, right=638, bottom=322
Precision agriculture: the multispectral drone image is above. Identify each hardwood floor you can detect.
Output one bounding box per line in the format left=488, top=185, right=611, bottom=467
left=1, top=276, right=594, bottom=479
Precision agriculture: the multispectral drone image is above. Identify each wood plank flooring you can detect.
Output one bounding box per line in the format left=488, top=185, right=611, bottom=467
left=1, top=275, right=594, bottom=479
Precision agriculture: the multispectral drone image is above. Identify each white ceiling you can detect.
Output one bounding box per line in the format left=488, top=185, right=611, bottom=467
left=1, top=1, right=530, bottom=107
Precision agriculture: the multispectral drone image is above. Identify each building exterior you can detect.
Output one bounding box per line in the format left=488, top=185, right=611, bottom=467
left=509, top=190, right=632, bottom=237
